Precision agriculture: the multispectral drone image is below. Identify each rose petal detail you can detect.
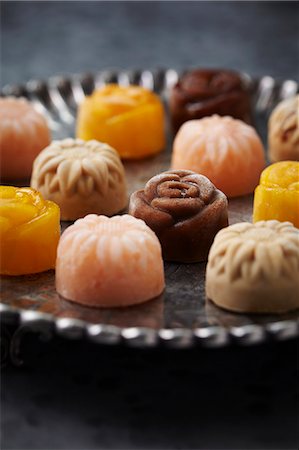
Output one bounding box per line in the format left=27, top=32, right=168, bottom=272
left=129, top=169, right=228, bottom=262
left=151, top=197, right=204, bottom=220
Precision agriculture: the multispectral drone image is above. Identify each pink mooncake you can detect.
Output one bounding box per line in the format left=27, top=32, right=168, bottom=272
left=0, top=97, right=51, bottom=180
left=171, top=115, right=266, bottom=197
left=56, top=214, right=165, bottom=307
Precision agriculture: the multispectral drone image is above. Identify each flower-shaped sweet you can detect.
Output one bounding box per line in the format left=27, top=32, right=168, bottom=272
left=76, top=84, right=166, bottom=159
left=170, top=68, right=252, bottom=132
left=0, top=97, right=51, bottom=180
left=30, top=138, right=128, bottom=221
left=129, top=170, right=228, bottom=262
left=56, top=214, right=165, bottom=307
left=268, top=95, right=299, bottom=162
left=171, top=115, right=266, bottom=197
left=0, top=186, right=60, bottom=275
left=253, top=161, right=299, bottom=228
left=206, top=221, right=299, bottom=313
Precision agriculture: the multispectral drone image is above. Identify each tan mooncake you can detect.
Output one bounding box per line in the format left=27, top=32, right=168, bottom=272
left=31, top=138, right=127, bottom=220
left=268, top=95, right=299, bottom=162
left=206, top=221, right=299, bottom=313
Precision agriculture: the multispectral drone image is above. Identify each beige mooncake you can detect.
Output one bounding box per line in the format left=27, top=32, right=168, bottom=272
left=56, top=214, right=165, bottom=307
left=206, top=221, right=299, bottom=313
left=31, top=138, right=127, bottom=220
left=0, top=97, right=50, bottom=180
left=268, top=95, right=299, bottom=162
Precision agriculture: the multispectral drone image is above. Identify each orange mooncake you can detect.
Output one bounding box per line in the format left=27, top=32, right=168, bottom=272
left=56, top=214, right=165, bottom=307
left=253, top=161, right=299, bottom=227
left=0, top=97, right=51, bottom=180
left=76, top=84, right=166, bottom=159
left=171, top=115, right=266, bottom=197
left=0, top=186, right=60, bottom=275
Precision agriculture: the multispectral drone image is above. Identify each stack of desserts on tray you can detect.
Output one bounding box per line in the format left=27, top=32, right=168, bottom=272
left=0, top=69, right=298, bottom=313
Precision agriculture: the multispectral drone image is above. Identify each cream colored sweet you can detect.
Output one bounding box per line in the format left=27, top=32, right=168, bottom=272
left=31, top=138, right=127, bottom=221
left=56, top=214, right=165, bottom=307
left=206, top=221, right=299, bottom=313
left=171, top=115, right=266, bottom=197
left=268, top=95, right=299, bottom=162
left=0, top=97, right=50, bottom=180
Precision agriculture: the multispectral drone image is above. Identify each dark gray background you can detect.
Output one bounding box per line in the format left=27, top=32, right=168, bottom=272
left=1, top=2, right=299, bottom=450
left=1, top=1, right=299, bottom=87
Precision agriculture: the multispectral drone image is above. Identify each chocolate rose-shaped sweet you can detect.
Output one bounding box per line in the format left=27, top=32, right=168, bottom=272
left=129, top=170, right=228, bottom=262
left=170, top=69, right=253, bottom=133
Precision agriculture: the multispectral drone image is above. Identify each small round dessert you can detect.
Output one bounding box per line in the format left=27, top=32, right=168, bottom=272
left=30, top=138, right=128, bottom=221
left=171, top=115, right=266, bottom=197
left=253, top=161, right=299, bottom=228
left=0, top=186, right=60, bottom=275
left=206, top=221, right=299, bottom=313
left=129, top=170, right=228, bottom=263
left=268, top=95, right=299, bottom=162
left=56, top=214, right=165, bottom=307
left=76, top=84, right=166, bottom=159
left=170, top=68, right=252, bottom=133
left=0, top=97, right=51, bottom=180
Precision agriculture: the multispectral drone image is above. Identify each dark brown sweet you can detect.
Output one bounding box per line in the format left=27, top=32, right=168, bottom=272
left=170, top=69, right=253, bottom=133
left=129, top=170, right=228, bottom=263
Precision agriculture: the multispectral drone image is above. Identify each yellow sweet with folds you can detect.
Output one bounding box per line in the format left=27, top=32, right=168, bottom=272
left=0, top=186, right=60, bottom=275
left=76, top=84, right=166, bottom=159
left=253, top=161, right=299, bottom=228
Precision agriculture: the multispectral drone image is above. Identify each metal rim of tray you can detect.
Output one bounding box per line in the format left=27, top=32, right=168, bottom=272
left=0, top=69, right=298, bottom=349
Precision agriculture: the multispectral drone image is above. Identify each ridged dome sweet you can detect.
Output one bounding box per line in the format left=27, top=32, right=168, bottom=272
left=56, top=214, right=165, bottom=307
left=206, top=220, right=299, bottom=313
left=268, top=95, right=299, bottom=162
left=171, top=115, right=265, bottom=197
left=31, top=138, right=127, bottom=220
left=0, top=97, right=50, bottom=180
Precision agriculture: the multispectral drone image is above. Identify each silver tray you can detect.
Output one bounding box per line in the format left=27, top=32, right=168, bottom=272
left=1, top=69, right=299, bottom=348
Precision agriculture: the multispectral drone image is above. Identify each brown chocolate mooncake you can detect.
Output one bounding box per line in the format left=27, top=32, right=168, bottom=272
left=129, top=170, right=228, bottom=263
left=170, top=68, right=253, bottom=133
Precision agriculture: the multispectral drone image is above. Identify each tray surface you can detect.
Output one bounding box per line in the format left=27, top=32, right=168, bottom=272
left=1, top=69, right=298, bottom=348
